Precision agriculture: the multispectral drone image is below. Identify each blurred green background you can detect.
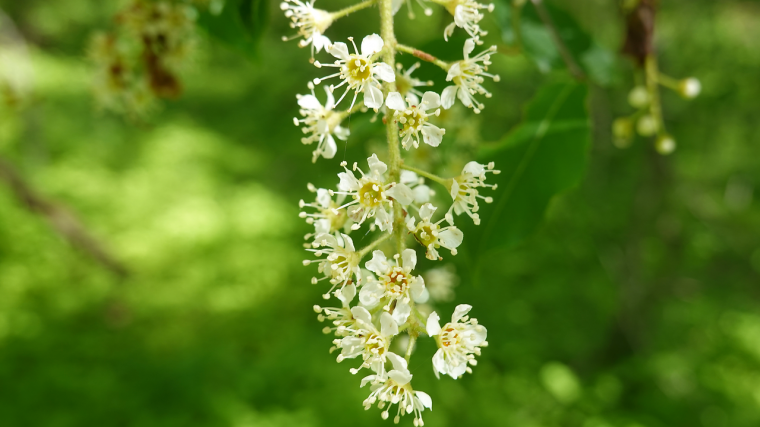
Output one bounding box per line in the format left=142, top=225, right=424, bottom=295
left=0, top=0, right=759, bottom=426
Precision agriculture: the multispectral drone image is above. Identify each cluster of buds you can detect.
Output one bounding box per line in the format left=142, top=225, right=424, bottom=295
left=87, top=0, right=199, bottom=117
left=285, top=0, right=499, bottom=423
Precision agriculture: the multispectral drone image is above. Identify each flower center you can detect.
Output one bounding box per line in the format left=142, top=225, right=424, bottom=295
left=347, top=55, right=372, bottom=84
left=441, top=326, right=460, bottom=347
left=385, top=268, right=410, bottom=296
left=414, top=223, right=438, bottom=247
left=400, top=107, right=427, bottom=133
left=327, top=203, right=347, bottom=231
left=452, top=63, right=477, bottom=87
left=358, top=181, right=384, bottom=208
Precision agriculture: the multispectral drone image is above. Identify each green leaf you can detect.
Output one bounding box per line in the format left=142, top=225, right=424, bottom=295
left=495, top=0, right=620, bottom=85
left=196, top=0, right=268, bottom=57
left=460, top=81, right=590, bottom=254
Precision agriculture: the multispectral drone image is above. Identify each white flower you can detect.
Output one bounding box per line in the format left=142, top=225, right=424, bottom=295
left=679, top=77, right=701, bottom=99
left=401, top=170, right=434, bottom=205
left=386, top=91, right=446, bottom=150
left=332, top=154, right=414, bottom=232
left=335, top=308, right=399, bottom=376
left=406, top=203, right=463, bottom=260
left=426, top=304, right=487, bottom=379
left=360, top=249, right=427, bottom=325
left=442, top=39, right=500, bottom=114
left=361, top=352, right=433, bottom=426
left=294, top=82, right=350, bottom=162
left=448, top=161, right=500, bottom=225
left=395, top=62, right=433, bottom=104
left=423, top=265, right=459, bottom=302
left=305, top=233, right=361, bottom=298
left=314, top=34, right=395, bottom=110
left=299, top=183, right=350, bottom=238
left=440, top=0, right=494, bottom=41
left=280, top=0, right=333, bottom=59
left=314, top=283, right=358, bottom=335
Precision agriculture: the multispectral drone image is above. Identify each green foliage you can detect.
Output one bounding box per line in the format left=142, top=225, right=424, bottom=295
left=196, top=0, right=269, bottom=57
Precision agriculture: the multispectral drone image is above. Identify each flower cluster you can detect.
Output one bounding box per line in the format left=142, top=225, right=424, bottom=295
left=284, top=0, right=500, bottom=423
left=88, top=0, right=199, bottom=117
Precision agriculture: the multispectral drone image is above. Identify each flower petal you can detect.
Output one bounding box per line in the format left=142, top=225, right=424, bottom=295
left=361, top=34, right=384, bottom=56
left=431, top=348, right=445, bottom=378
left=380, top=311, right=399, bottom=337
left=328, top=42, right=350, bottom=61
left=385, top=91, right=407, bottom=111
left=415, top=391, right=433, bottom=409
left=351, top=305, right=373, bottom=326
left=373, top=62, right=396, bottom=82
left=338, top=170, right=360, bottom=191
left=402, top=248, right=417, bottom=269
left=463, top=38, right=476, bottom=58
left=452, top=304, right=472, bottom=322
left=386, top=183, right=414, bottom=206
left=339, top=283, right=356, bottom=306
left=386, top=351, right=408, bottom=372
left=365, top=250, right=390, bottom=275
left=426, top=312, right=441, bottom=336
left=363, top=83, right=384, bottom=109
left=297, top=94, right=322, bottom=110
left=413, top=184, right=431, bottom=204
left=419, top=203, right=436, bottom=220
left=441, top=85, right=458, bottom=109
left=422, top=124, right=445, bottom=147
left=341, top=233, right=356, bottom=251
left=322, top=133, right=337, bottom=158
left=438, top=227, right=463, bottom=249
left=421, top=91, right=441, bottom=109
left=392, top=300, right=411, bottom=325
left=389, top=369, right=413, bottom=386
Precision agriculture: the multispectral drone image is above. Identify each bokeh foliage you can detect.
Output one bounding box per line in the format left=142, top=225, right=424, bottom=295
left=0, top=0, right=759, bottom=426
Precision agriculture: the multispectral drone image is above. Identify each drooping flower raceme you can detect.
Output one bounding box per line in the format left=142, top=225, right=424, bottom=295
left=448, top=160, right=500, bottom=225
left=406, top=203, right=463, bottom=260
left=360, top=249, right=428, bottom=325
left=294, top=82, right=350, bottom=162
left=361, top=352, right=433, bottom=426
left=315, top=34, right=395, bottom=110
left=280, top=0, right=333, bottom=59
left=333, top=154, right=414, bottom=232
left=386, top=91, right=446, bottom=150
left=442, top=38, right=500, bottom=114
left=426, top=304, right=488, bottom=379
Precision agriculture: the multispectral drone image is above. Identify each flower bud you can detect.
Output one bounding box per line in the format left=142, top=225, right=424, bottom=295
left=612, top=117, right=633, bottom=148
left=678, top=77, right=701, bottom=99
left=636, top=115, right=658, bottom=137
left=655, top=135, right=676, bottom=155
left=627, top=86, right=649, bottom=108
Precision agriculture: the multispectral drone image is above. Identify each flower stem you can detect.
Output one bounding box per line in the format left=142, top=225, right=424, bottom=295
left=395, top=43, right=450, bottom=71
left=401, top=163, right=449, bottom=187
left=330, top=0, right=376, bottom=20
left=645, top=54, right=666, bottom=136
left=404, top=335, right=417, bottom=362
left=358, top=232, right=393, bottom=257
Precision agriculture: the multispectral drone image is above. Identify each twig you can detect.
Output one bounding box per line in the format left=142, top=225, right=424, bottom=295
left=0, top=156, right=129, bottom=278
left=530, top=0, right=587, bottom=81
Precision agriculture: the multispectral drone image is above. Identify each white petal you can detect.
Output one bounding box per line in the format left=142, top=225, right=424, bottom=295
left=297, top=94, right=322, bottom=110
left=402, top=248, right=417, bottom=269
left=452, top=304, right=472, bottom=322
left=438, top=227, right=463, bottom=249
left=351, top=306, right=373, bottom=326
left=338, top=171, right=360, bottom=191
left=373, top=62, right=396, bottom=82
left=385, top=92, right=407, bottom=111
left=421, top=91, right=441, bottom=109
left=367, top=153, right=388, bottom=176
left=423, top=125, right=445, bottom=147
left=389, top=369, right=413, bottom=386
left=324, top=85, right=335, bottom=110
left=361, top=34, right=384, bottom=56
left=359, top=280, right=384, bottom=308
left=314, top=218, right=331, bottom=234
left=386, top=351, right=408, bottom=372
left=365, top=250, right=390, bottom=275
left=386, top=183, right=414, bottom=206
left=419, top=203, right=436, bottom=220
left=457, top=84, right=473, bottom=107
left=449, top=178, right=460, bottom=200
left=441, top=85, right=458, bottom=109
left=364, top=83, right=384, bottom=109
left=449, top=359, right=468, bottom=378
left=392, top=300, right=411, bottom=325
left=405, top=93, right=420, bottom=106
left=360, top=374, right=378, bottom=388
left=444, top=22, right=456, bottom=42
left=392, top=0, right=403, bottom=15
left=426, top=312, right=441, bottom=336
left=341, top=233, right=356, bottom=251
left=334, top=125, right=350, bottom=140
left=374, top=207, right=394, bottom=232
left=463, top=161, right=485, bottom=175
left=313, top=34, right=330, bottom=53
left=400, top=170, right=418, bottom=184
left=381, top=311, right=399, bottom=337
left=463, top=325, right=487, bottom=346
left=323, top=134, right=337, bottom=158
left=463, top=38, right=476, bottom=58
left=328, top=42, right=350, bottom=61
left=339, top=283, right=357, bottom=305
left=432, top=349, right=446, bottom=378
left=413, top=185, right=431, bottom=204
left=316, top=188, right=331, bottom=207
left=415, top=391, right=433, bottom=409
left=412, top=277, right=428, bottom=303
left=446, top=62, right=462, bottom=82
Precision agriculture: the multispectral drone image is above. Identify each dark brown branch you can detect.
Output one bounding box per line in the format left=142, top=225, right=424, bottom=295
left=530, top=0, right=587, bottom=81
left=0, top=156, right=129, bottom=278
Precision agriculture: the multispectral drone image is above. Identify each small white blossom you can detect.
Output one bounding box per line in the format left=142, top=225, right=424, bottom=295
left=360, top=249, right=428, bottom=325
left=314, top=34, right=395, bottom=110
left=441, top=0, right=494, bottom=41
left=294, top=82, right=350, bottom=162
left=386, top=91, right=446, bottom=150
left=299, top=183, right=350, bottom=238
left=395, top=62, right=434, bottom=104
left=679, top=77, right=701, bottom=99
left=280, top=0, right=333, bottom=59
left=423, top=265, right=459, bottom=302
left=332, top=154, right=414, bottom=232
left=314, top=283, right=357, bottom=335
left=305, top=233, right=361, bottom=298
left=401, top=170, right=433, bottom=205
left=335, top=308, right=399, bottom=376
left=448, top=161, right=500, bottom=225
left=442, top=39, right=500, bottom=114
left=361, top=352, right=433, bottom=426
left=426, top=304, right=488, bottom=379
left=406, top=203, right=463, bottom=260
